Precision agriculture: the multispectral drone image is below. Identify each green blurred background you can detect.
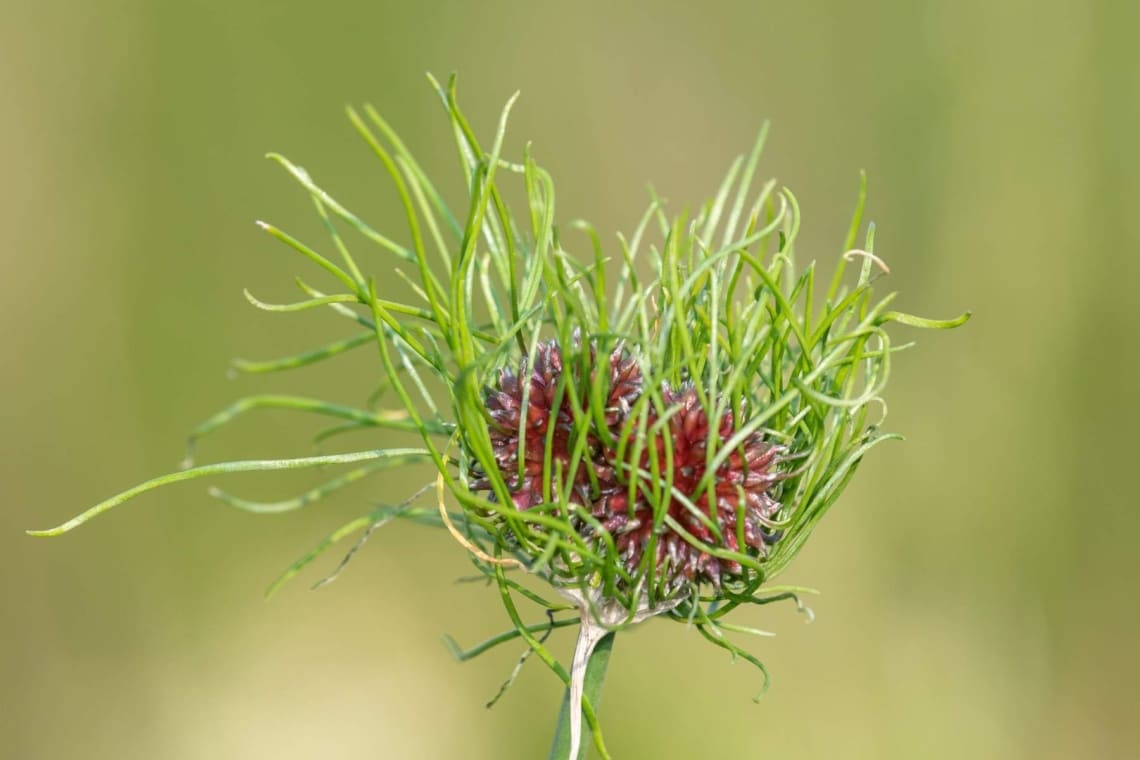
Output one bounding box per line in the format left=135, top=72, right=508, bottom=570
left=4, top=1, right=1138, bottom=758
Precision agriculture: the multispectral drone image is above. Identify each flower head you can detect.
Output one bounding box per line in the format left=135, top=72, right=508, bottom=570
left=33, top=76, right=970, bottom=759
left=477, top=343, right=792, bottom=597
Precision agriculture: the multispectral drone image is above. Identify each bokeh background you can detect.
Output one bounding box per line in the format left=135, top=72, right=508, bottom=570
left=4, top=1, right=1138, bottom=758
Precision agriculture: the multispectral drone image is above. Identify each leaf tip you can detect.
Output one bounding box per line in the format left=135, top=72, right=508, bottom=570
left=441, top=634, right=464, bottom=661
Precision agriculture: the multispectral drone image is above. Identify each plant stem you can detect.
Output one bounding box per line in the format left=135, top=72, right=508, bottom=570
left=548, top=630, right=615, bottom=760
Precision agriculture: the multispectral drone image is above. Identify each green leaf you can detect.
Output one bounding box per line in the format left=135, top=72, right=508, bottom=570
left=28, top=449, right=430, bottom=537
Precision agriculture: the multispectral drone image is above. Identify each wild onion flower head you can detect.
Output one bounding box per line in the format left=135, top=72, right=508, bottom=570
left=476, top=340, right=791, bottom=595
left=31, top=76, right=968, bottom=759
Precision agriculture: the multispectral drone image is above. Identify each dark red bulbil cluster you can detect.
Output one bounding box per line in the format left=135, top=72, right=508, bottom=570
left=473, top=340, right=789, bottom=592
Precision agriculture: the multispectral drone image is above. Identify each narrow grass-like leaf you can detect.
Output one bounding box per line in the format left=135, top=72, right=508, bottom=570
left=29, top=448, right=429, bottom=536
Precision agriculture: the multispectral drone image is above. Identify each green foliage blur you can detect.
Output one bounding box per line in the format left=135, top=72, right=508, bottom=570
left=3, top=1, right=1137, bottom=758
